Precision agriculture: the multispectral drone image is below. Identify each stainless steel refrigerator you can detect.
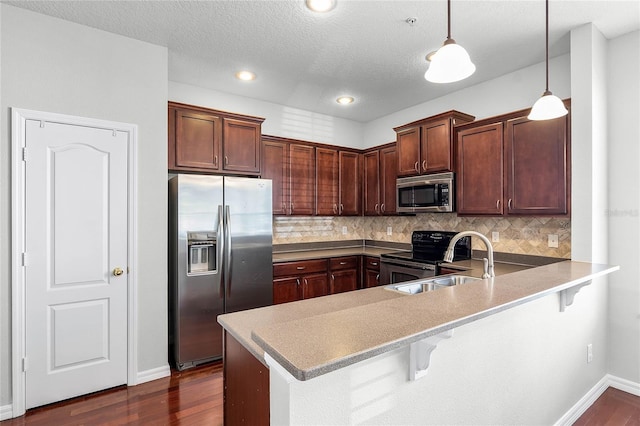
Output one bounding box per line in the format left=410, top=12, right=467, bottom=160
left=168, top=174, right=272, bottom=370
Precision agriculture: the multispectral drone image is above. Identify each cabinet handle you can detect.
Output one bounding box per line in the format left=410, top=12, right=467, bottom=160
left=375, top=203, right=379, bottom=214
left=296, top=278, right=300, bottom=286
left=303, top=278, right=308, bottom=286
left=376, top=274, right=380, bottom=282
left=214, top=155, right=218, bottom=167
left=414, top=161, right=420, bottom=172
left=333, top=204, right=337, bottom=214
left=340, top=204, right=344, bottom=214
left=224, top=156, right=229, bottom=165
left=339, top=261, right=347, bottom=265
left=508, top=199, right=512, bottom=210
left=290, top=202, right=294, bottom=213
left=381, top=204, right=385, bottom=213
left=331, top=274, right=335, bottom=280
left=422, top=160, right=427, bottom=171
left=496, top=200, right=500, bottom=210
left=283, top=203, right=287, bottom=214
left=371, top=262, right=378, bottom=266
left=296, top=266, right=305, bottom=270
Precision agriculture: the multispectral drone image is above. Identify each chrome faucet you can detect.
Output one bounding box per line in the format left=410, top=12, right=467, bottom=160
left=443, top=231, right=495, bottom=279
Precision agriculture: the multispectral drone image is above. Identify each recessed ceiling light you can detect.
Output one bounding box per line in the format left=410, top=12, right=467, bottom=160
left=235, top=71, right=256, bottom=81
left=336, top=96, right=354, bottom=105
left=306, top=0, right=336, bottom=13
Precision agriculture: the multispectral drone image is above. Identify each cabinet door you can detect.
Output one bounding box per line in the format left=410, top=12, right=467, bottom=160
left=364, top=269, right=381, bottom=288
left=222, top=119, right=261, bottom=174
left=273, top=276, right=300, bottom=304
left=261, top=140, right=289, bottom=215
left=505, top=116, right=569, bottom=215
left=330, top=269, right=359, bottom=294
left=396, top=127, right=421, bottom=176
left=363, top=150, right=380, bottom=216
left=289, top=144, right=316, bottom=215
left=316, top=148, right=339, bottom=215
left=457, top=123, right=504, bottom=215
left=338, top=151, right=361, bottom=215
left=301, top=273, right=329, bottom=300
left=174, top=109, right=221, bottom=170
left=379, top=146, right=397, bottom=215
left=422, top=118, right=452, bottom=173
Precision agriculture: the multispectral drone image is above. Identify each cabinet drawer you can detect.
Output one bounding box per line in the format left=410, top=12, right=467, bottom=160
left=364, top=256, right=380, bottom=271
left=274, top=259, right=327, bottom=277
left=328, top=256, right=358, bottom=271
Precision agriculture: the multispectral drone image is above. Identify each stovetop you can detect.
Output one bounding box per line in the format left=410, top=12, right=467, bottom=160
left=381, top=231, right=471, bottom=265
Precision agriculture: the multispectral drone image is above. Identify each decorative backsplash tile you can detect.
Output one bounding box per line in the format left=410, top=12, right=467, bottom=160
left=273, top=214, right=571, bottom=258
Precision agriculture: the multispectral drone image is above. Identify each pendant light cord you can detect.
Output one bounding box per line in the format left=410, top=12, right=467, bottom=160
left=447, top=0, right=452, bottom=40
left=545, top=0, right=550, bottom=93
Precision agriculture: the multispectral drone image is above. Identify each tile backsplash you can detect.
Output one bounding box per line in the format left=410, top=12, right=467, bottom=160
left=273, top=214, right=571, bottom=258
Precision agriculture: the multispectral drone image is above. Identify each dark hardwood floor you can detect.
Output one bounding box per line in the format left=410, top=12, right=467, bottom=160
left=2, top=362, right=638, bottom=425
left=1, top=362, right=223, bottom=426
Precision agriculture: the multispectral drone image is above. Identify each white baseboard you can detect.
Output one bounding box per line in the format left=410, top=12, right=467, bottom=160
left=1, top=404, right=14, bottom=421
left=135, top=364, right=171, bottom=385
left=555, top=374, right=640, bottom=426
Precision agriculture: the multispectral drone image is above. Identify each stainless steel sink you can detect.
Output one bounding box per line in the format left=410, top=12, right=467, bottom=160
left=385, top=275, right=481, bottom=295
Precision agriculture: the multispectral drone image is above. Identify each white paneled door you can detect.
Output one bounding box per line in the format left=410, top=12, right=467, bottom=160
left=24, top=118, right=129, bottom=409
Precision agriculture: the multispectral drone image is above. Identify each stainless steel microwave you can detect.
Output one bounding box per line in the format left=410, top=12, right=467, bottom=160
left=396, top=172, right=454, bottom=213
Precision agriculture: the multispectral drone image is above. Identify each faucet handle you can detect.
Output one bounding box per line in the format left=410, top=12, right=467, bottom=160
left=482, top=258, right=490, bottom=279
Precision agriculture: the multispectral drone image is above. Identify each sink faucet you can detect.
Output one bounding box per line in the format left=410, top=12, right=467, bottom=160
left=443, top=231, right=495, bottom=279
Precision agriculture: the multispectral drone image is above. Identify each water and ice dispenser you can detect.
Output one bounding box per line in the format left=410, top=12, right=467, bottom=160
left=187, top=231, right=217, bottom=275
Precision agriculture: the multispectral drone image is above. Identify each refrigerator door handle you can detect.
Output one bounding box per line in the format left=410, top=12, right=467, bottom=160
left=225, top=205, right=232, bottom=297
left=217, top=205, right=224, bottom=298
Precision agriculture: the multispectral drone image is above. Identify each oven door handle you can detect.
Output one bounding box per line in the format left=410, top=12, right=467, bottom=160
left=380, top=258, right=436, bottom=270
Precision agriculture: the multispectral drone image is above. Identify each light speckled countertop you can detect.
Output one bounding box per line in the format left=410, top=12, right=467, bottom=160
left=218, top=261, right=618, bottom=381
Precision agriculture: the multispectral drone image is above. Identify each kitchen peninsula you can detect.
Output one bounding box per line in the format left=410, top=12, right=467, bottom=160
left=218, top=260, right=618, bottom=425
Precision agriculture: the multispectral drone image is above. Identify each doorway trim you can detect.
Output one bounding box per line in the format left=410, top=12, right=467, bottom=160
left=11, top=108, right=138, bottom=417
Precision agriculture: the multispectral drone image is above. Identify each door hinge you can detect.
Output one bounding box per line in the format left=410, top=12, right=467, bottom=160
left=22, top=357, right=28, bottom=372
left=21, top=252, right=28, bottom=266
left=22, top=147, right=27, bottom=162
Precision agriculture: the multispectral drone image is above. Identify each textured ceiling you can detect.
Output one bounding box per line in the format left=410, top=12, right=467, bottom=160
left=3, top=0, right=639, bottom=122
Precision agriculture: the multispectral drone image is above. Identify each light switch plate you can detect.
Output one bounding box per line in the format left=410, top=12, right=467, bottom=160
left=387, top=226, right=393, bottom=236
left=492, top=231, right=499, bottom=242
left=548, top=234, right=559, bottom=248
left=342, top=226, right=348, bottom=235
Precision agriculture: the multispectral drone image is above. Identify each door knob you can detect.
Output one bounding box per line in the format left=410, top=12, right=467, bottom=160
left=113, top=267, right=124, bottom=276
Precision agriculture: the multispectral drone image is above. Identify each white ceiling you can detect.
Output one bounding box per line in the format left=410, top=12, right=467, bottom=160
left=4, top=0, right=639, bottom=122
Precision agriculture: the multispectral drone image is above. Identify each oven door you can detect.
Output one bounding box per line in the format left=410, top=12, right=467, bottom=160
left=379, top=258, right=436, bottom=285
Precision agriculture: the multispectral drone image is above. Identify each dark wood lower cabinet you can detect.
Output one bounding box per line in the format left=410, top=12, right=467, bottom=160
left=363, top=256, right=381, bottom=288
left=223, top=332, right=269, bottom=426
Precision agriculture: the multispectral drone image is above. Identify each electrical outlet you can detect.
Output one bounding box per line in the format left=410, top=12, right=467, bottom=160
left=587, top=344, right=593, bottom=363
left=492, top=231, right=500, bottom=242
left=548, top=234, right=559, bottom=248
left=341, top=226, right=348, bottom=235
left=387, top=226, right=393, bottom=236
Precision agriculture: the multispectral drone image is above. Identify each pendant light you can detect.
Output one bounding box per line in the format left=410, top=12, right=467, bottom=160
left=528, top=0, right=568, bottom=120
left=424, top=0, right=475, bottom=84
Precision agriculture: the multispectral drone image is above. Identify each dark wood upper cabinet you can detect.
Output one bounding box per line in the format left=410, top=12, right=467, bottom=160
left=223, top=119, right=261, bottom=174
left=456, top=103, right=570, bottom=216
left=395, top=111, right=475, bottom=177
left=316, top=147, right=339, bottom=215
left=261, top=139, right=289, bottom=215
left=338, top=151, right=362, bottom=216
left=363, top=143, right=396, bottom=216
left=505, top=116, right=570, bottom=215
left=168, top=102, right=264, bottom=175
left=289, top=143, right=316, bottom=215
left=456, top=123, right=505, bottom=215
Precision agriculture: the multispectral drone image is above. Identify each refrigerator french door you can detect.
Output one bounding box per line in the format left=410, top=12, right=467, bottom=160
left=169, top=174, right=273, bottom=370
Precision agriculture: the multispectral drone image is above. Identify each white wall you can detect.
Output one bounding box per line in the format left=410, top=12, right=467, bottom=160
left=169, top=81, right=364, bottom=149
left=0, top=4, right=169, bottom=408
left=271, top=282, right=609, bottom=425
left=362, top=54, right=571, bottom=148
left=606, top=30, right=640, bottom=384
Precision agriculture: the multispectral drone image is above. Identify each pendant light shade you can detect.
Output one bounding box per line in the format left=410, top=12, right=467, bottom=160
left=425, top=0, right=475, bottom=84
left=528, top=0, right=568, bottom=121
